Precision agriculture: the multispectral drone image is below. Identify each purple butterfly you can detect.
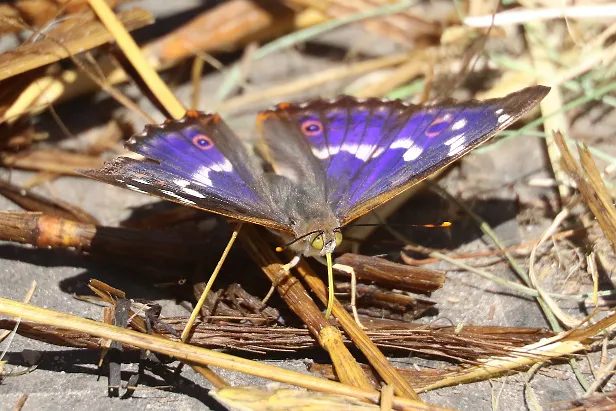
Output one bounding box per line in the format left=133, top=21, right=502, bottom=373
left=81, top=86, right=549, bottom=258
left=81, top=86, right=549, bottom=320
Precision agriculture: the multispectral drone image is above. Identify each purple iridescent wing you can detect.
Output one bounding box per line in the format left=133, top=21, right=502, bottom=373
left=257, top=86, right=550, bottom=225
left=80, top=111, right=291, bottom=232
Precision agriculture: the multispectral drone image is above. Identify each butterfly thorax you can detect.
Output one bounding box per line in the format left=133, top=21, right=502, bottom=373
left=266, top=174, right=341, bottom=256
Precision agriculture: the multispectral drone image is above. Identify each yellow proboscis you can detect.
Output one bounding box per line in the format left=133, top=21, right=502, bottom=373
left=325, top=252, right=334, bottom=319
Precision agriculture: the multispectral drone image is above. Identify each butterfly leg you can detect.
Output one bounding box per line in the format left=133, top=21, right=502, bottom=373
left=332, top=263, right=365, bottom=329
left=282, top=255, right=301, bottom=271
left=262, top=255, right=301, bottom=305
left=314, top=256, right=365, bottom=328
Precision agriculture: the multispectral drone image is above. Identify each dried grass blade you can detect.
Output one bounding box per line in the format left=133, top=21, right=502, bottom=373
left=554, top=131, right=616, bottom=251
left=0, top=179, right=99, bottom=224
left=0, top=8, right=153, bottom=82
left=418, top=312, right=616, bottom=392
left=1, top=149, right=103, bottom=175
left=0, top=298, right=440, bottom=410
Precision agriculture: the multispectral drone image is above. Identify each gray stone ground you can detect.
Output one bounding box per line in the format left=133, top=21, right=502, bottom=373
left=0, top=0, right=613, bottom=410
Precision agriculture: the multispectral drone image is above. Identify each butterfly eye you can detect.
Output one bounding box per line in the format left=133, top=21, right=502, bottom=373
left=301, top=120, right=323, bottom=136
left=334, top=230, right=343, bottom=246
left=192, top=134, right=214, bottom=150
left=310, top=232, right=324, bottom=250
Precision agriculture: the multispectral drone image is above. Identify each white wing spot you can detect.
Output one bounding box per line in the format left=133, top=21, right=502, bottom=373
left=192, top=161, right=232, bottom=185
left=173, top=179, right=190, bottom=187
left=452, top=119, right=467, bottom=131
left=355, top=144, right=374, bottom=161
left=495, top=108, right=504, bottom=115
left=312, top=147, right=328, bottom=159
left=391, top=137, right=414, bottom=149
left=132, top=177, right=149, bottom=185
left=193, top=165, right=213, bottom=187
left=445, top=134, right=465, bottom=146
left=161, top=189, right=197, bottom=205
left=126, top=184, right=148, bottom=194
left=403, top=146, right=423, bottom=162
left=311, top=146, right=334, bottom=159
left=339, top=142, right=375, bottom=161
left=182, top=187, right=206, bottom=198
left=391, top=138, right=423, bottom=161
left=372, top=147, right=386, bottom=158
left=116, top=178, right=125, bottom=183
left=450, top=137, right=466, bottom=150
left=447, top=135, right=467, bottom=157
left=497, top=113, right=511, bottom=124
left=209, top=159, right=233, bottom=173
left=312, top=143, right=380, bottom=161
left=448, top=144, right=466, bottom=157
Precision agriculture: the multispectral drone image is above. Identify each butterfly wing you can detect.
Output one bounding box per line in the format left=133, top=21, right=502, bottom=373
left=80, top=111, right=292, bottom=231
left=257, top=86, right=550, bottom=226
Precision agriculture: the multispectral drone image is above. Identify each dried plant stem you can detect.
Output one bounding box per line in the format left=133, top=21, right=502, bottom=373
left=381, top=385, right=395, bottom=410
left=403, top=228, right=579, bottom=266
left=2, top=61, right=152, bottom=125
left=0, top=298, right=440, bottom=410
left=464, top=4, right=616, bottom=27
left=425, top=184, right=594, bottom=388
left=12, top=393, right=28, bottom=411
left=418, top=312, right=616, bottom=392
left=404, top=246, right=538, bottom=296
left=524, top=21, right=570, bottom=202
left=215, top=0, right=420, bottom=101
left=191, top=365, right=228, bottom=389
left=87, top=0, right=185, bottom=119
left=1, top=150, right=104, bottom=176
left=528, top=206, right=580, bottom=328
left=296, top=260, right=421, bottom=400
left=0, top=280, right=36, bottom=351
left=584, top=356, right=616, bottom=397
left=190, top=56, right=205, bottom=110
left=0, top=9, right=153, bottom=82
left=0, top=318, right=555, bottom=362
left=424, top=184, right=562, bottom=331
left=524, top=362, right=544, bottom=409
left=428, top=183, right=532, bottom=286
left=425, top=184, right=563, bottom=331
left=238, top=225, right=373, bottom=391
left=181, top=224, right=242, bottom=342
left=353, top=55, right=428, bottom=98
left=85, top=0, right=234, bottom=388
left=216, top=52, right=414, bottom=112
left=555, top=131, right=616, bottom=251
left=549, top=41, right=616, bottom=90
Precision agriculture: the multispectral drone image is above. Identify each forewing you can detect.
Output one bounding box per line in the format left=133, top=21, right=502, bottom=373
left=257, top=86, right=550, bottom=225
left=80, top=111, right=291, bottom=231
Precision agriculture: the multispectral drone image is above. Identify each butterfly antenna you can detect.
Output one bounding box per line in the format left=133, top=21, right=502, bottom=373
left=276, top=230, right=322, bottom=252
left=325, top=252, right=334, bottom=319
left=419, top=222, right=451, bottom=228
left=180, top=223, right=242, bottom=342
left=342, top=222, right=451, bottom=229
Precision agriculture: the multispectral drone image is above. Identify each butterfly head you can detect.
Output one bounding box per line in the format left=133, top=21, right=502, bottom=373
left=285, top=221, right=343, bottom=257
left=306, top=229, right=343, bottom=256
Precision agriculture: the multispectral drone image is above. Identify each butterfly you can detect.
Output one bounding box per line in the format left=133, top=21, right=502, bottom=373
left=81, top=85, right=550, bottom=317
